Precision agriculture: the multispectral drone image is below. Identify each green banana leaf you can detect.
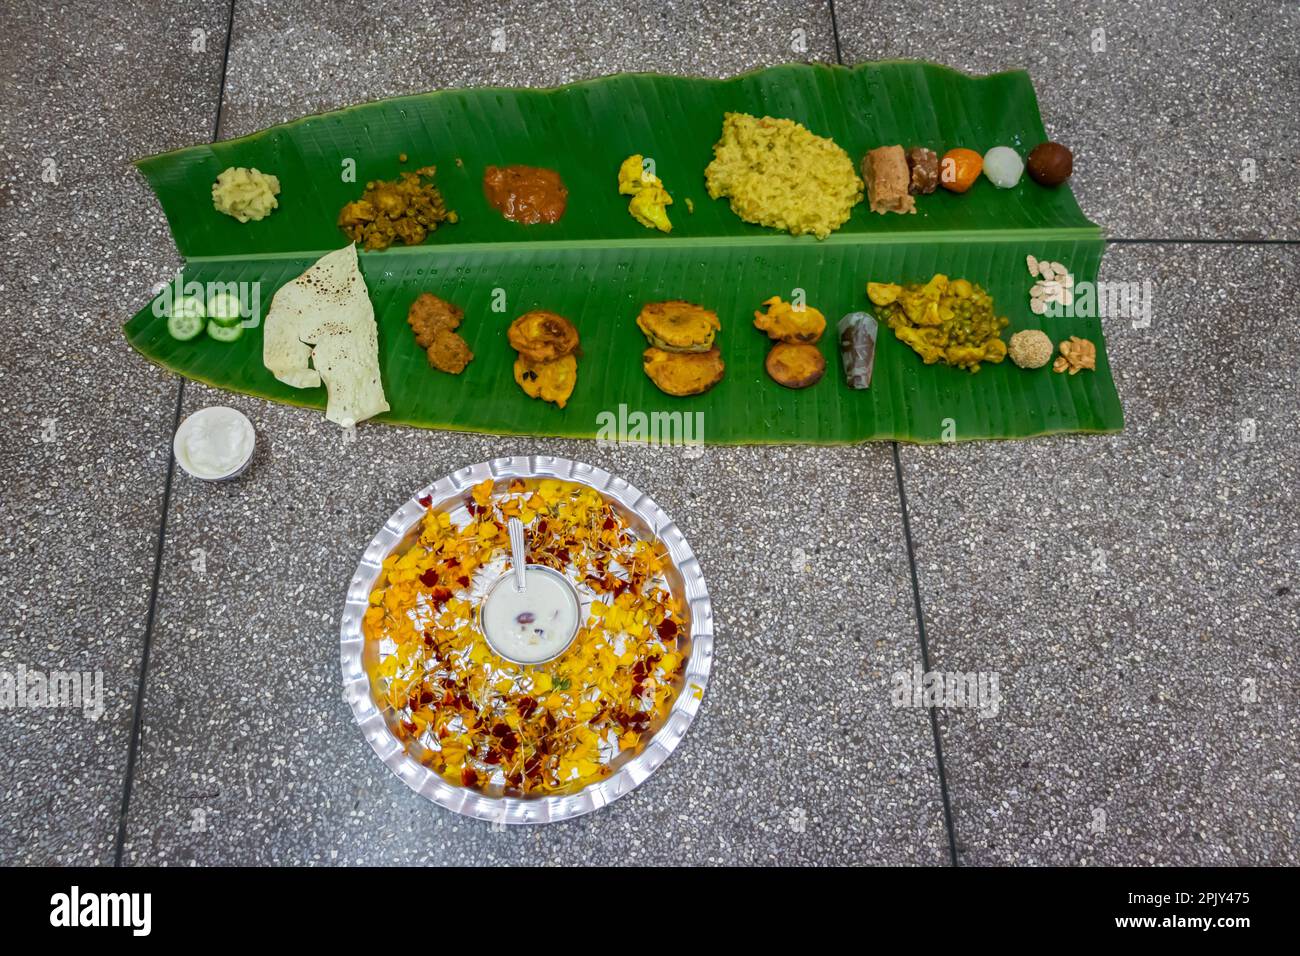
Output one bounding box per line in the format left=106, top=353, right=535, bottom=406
left=126, top=61, right=1122, bottom=444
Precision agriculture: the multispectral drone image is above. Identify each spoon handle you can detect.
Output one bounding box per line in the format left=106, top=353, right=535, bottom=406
left=507, top=517, right=527, bottom=591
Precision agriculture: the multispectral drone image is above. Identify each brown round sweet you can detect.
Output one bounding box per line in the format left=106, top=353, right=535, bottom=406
left=764, top=341, right=825, bottom=389
left=1027, top=142, right=1073, bottom=187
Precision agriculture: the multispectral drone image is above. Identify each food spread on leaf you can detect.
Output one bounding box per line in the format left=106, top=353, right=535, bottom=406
left=868, top=274, right=1009, bottom=373
left=704, top=112, right=862, bottom=239
left=618, top=155, right=673, bottom=233
left=337, top=165, right=457, bottom=250
left=133, top=64, right=1110, bottom=448
left=262, top=244, right=390, bottom=426
left=362, top=477, right=687, bottom=795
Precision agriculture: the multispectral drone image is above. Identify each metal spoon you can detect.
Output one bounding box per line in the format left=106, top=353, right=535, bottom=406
left=507, top=517, right=527, bottom=592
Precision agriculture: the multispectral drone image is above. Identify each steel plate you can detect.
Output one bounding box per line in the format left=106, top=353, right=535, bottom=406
left=339, top=455, right=713, bottom=825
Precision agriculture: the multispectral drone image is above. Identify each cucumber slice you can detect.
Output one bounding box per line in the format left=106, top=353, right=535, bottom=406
left=167, top=310, right=205, bottom=341
left=173, top=294, right=206, bottom=319
left=206, top=319, right=245, bottom=343
left=206, top=291, right=244, bottom=327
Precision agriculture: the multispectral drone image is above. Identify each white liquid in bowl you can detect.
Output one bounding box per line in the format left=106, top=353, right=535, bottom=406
left=480, top=566, right=580, bottom=664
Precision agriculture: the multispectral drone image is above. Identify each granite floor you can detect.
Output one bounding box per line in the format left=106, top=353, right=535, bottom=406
left=0, top=0, right=1294, bottom=866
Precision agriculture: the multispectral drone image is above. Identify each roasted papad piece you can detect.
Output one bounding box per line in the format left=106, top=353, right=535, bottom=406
left=262, top=243, right=389, bottom=426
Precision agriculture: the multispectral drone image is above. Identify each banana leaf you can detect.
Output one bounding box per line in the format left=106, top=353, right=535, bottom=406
left=125, top=61, right=1122, bottom=444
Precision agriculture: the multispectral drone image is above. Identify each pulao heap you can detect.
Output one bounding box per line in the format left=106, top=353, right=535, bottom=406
left=263, top=244, right=389, bottom=427
left=704, top=113, right=862, bottom=239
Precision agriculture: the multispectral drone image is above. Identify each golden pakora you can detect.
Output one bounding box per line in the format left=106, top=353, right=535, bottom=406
left=636, top=300, right=720, bottom=353
left=753, top=295, right=826, bottom=343
left=508, top=310, right=580, bottom=363
left=642, top=347, right=725, bottom=397
left=764, top=341, right=825, bottom=389
left=514, top=354, right=577, bottom=408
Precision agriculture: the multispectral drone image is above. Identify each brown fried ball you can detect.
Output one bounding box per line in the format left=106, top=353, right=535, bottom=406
left=407, top=293, right=463, bottom=349
left=642, top=346, right=725, bottom=397
left=765, top=341, right=825, bottom=389
left=508, top=310, right=580, bottom=363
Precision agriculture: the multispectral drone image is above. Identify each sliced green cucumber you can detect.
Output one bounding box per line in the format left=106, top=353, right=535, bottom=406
left=167, top=310, right=205, bottom=341
left=206, top=291, right=244, bottom=327
left=173, top=294, right=206, bottom=319
left=206, top=319, right=245, bottom=343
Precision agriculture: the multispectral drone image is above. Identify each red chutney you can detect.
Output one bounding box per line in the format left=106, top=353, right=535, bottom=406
left=483, top=165, right=568, bottom=224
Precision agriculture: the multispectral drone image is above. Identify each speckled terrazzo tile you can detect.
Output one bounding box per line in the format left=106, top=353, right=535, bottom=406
left=834, top=0, right=1300, bottom=239
left=217, top=0, right=838, bottom=136
left=0, top=1, right=229, bottom=864
left=898, top=244, right=1299, bottom=865
left=120, top=396, right=948, bottom=865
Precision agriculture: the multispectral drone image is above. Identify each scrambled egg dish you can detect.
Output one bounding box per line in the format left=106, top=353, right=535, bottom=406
left=704, top=113, right=862, bottom=239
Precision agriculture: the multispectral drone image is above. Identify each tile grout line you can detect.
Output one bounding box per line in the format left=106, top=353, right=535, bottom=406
left=827, top=0, right=845, bottom=64
left=891, top=443, right=960, bottom=866
left=827, top=0, right=959, bottom=867
left=113, top=0, right=237, bottom=867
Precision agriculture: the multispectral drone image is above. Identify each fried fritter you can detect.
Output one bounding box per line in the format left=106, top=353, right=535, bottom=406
left=642, top=346, right=725, bottom=397
left=507, top=310, right=580, bottom=363
left=407, top=293, right=463, bottom=348
left=764, top=341, right=825, bottom=389
left=753, top=295, right=826, bottom=343
left=407, top=293, right=473, bottom=374
left=513, top=354, right=577, bottom=408
left=636, top=300, right=720, bottom=353
left=427, top=329, right=474, bottom=375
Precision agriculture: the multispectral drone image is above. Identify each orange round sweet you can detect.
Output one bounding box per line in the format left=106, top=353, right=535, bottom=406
left=940, top=148, right=983, bottom=194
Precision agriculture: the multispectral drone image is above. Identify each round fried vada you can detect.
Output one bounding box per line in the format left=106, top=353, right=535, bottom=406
left=642, top=346, right=725, bottom=397
left=764, top=341, right=825, bottom=389
left=508, top=310, right=579, bottom=363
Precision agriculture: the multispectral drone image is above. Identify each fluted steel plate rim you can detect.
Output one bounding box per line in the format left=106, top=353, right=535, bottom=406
left=339, top=455, right=713, bottom=825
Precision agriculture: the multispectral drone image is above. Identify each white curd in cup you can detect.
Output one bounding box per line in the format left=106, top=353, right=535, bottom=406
left=480, top=566, right=580, bottom=664
left=173, top=406, right=256, bottom=480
